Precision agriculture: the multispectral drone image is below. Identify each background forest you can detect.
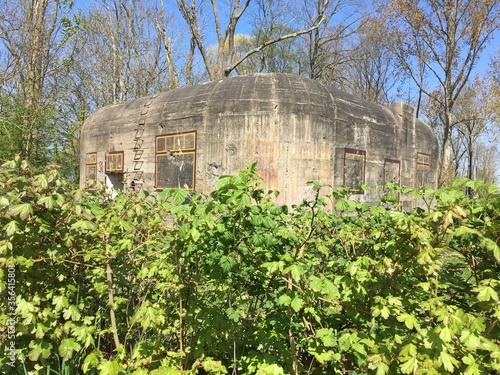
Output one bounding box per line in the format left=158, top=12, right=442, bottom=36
left=0, top=0, right=499, bottom=185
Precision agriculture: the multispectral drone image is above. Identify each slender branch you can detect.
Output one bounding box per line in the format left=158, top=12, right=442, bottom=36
left=224, top=5, right=329, bottom=77
left=105, top=237, right=121, bottom=351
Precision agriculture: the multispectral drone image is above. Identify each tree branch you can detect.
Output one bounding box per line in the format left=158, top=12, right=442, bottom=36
left=224, top=14, right=327, bottom=77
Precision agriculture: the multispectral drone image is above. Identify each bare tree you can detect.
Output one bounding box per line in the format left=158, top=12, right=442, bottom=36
left=80, top=0, right=167, bottom=105
left=377, top=0, right=500, bottom=186
left=174, top=0, right=331, bottom=80
left=299, top=0, right=359, bottom=85
left=490, top=49, right=500, bottom=121
left=453, top=79, right=495, bottom=182
left=341, top=17, right=403, bottom=103
left=0, top=0, right=71, bottom=164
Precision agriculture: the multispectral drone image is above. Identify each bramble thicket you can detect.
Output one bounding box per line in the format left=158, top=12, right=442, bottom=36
left=0, top=158, right=499, bottom=374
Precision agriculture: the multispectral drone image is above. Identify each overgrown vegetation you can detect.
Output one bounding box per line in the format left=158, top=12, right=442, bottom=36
left=1, top=157, right=499, bottom=374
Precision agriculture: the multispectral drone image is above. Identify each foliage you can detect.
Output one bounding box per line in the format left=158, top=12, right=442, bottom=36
left=1, top=158, right=499, bottom=374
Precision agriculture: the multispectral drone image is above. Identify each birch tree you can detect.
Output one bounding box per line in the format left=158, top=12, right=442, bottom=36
left=377, top=0, right=500, bottom=185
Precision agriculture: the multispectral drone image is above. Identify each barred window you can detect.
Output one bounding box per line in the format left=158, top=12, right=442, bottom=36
left=416, top=152, right=432, bottom=188
left=85, top=152, right=97, bottom=187
left=156, top=131, right=196, bottom=189
left=106, top=152, right=124, bottom=173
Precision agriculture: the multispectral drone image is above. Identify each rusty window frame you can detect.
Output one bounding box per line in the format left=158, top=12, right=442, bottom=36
left=416, top=152, right=431, bottom=188
left=85, top=152, right=97, bottom=187
left=155, top=131, right=196, bottom=190
left=105, top=151, right=124, bottom=174
left=343, top=148, right=366, bottom=194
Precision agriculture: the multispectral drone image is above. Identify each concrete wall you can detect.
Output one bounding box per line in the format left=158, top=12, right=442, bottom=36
left=80, top=73, right=438, bottom=206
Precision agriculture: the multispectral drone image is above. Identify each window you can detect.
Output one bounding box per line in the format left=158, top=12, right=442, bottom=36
left=416, top=152, right=431, bottom=188
left=106, top=152, right=124, bottom=174
left=344, top=148, right=365, bottom=193
left=85, top=152, right=97, bottom=186
left=156, top=131, right=196, bottom=189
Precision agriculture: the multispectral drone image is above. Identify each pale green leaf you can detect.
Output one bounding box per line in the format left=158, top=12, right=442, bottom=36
left=277, top=294, right=292, bottom=306
left=97, top=359, right=124, bottom=375
left=439, top=326, right=452, bottom=342
left=400, top=357, right=418, bottom=374
left=7, top=203, right=33, bottom=220
left=290, top=297, right=304, bottom=312
left=4, top=221, right=19, bottom=236
left=439, top=351, right=458, bottom=372
left=82, top=351, right=102, bottom=373
left=28, top=341, right=53, bottom=361
left=71, top=220, right=96, bottom=231
left=63, top=304, right=81, bottom=321
left=59, top=338, right=82, bottom=361
left=53, top=295, right=69, bottom=312
left=316, top=328, right=335, bottom=347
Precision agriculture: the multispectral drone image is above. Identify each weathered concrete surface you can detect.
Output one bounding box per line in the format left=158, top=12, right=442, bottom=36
left=80, top=73, right=438, bottom=206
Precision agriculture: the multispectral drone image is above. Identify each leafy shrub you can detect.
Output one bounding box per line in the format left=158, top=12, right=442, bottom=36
left=1, top=158, right=499, bottom=374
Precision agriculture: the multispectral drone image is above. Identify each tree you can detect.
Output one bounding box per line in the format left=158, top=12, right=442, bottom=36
left=77, top=0, right=167, bottom=106
left=239, top=0, right=302, bottom=74
left=0, top=0, right=75, bottom=167
left=451, top=79, right=496, bottom=183
left=299, top=0, right=359, bottom=85
left=490, top=49, right=500, bottom=121
left=377, top=0, right=500, bottom=186
left=173, top=0, right=331, bottom=80
left=423, top=77, right=498, bottom=189
left=341, top=17, right=403, bottom=103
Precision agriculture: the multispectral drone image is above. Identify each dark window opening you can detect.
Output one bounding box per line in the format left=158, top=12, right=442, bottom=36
left=85, top=152, right=97, bottom=187
left=344, top=148, right=366, bottom=193
left=416, top=152, right=432, bottom=188
left=156, top=131, right=196, bottom=189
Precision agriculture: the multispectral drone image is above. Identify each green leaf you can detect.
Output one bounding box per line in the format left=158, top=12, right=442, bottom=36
left=53, top=295, right=69, bottom=312
left=256, top=363, right=285, bottom=375
left=482, top=238, right=500, bottom=263
left=226, top=307, right=240, bottom=322
left=439, top=326, right=452, bottom=342
left=316, top=328, right=335, bottom=347
left=28, top=340, right=53, bottom=361
left=7, top=203, right=33, bottom=220
left=400, top=356, right=418, bottom=374
left=71, top=220, right=96, bottom=231
left=59, top=338, right=82, bottom=361
left=172, top=189, right=188, bottom=205
left=439, top=351, right=458, bottom=372
left=277, top=294, right=292, bottom=306
left=474, top=285, right=499, bottom=302
left=462, top=355, right=480, bottom=375
left=190, top=227, right=201, bottom=242
left=283, top=264, right=302, bottom=283
left=97, top=359, right=124, bottom=375
left=83, top=351, right=102, bottom=373
left=396, top=313, right=419, bottom=330
left=37, top=195, right=56, bottom=209
left=0, top=196, right=9, bottom=207
left=290, top=297, right=304, bottom=312
left=4, top=221, right=19, bottom=236
left=63, top=304, right=81, bottom=321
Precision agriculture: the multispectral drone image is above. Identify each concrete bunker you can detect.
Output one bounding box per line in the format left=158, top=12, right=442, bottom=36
left=80, top=73, right=438, bottom=206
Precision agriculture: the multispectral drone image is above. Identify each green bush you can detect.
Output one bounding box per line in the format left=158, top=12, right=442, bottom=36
left=1, top=158, right=499, bottom=374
